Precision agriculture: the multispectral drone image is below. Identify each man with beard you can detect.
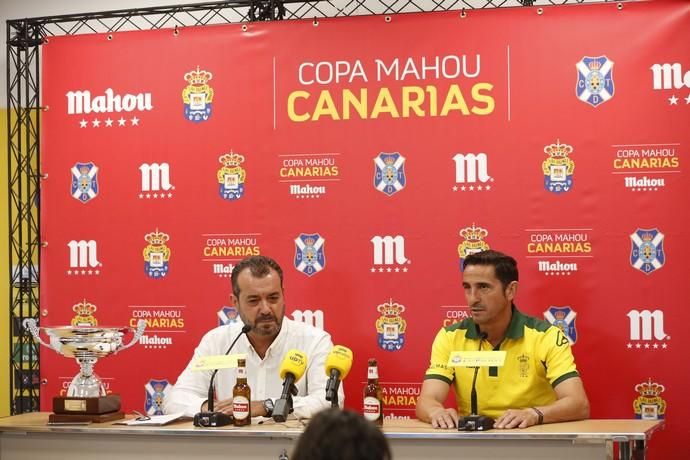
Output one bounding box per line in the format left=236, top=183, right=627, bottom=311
left=164, top=255, right=341, bottom=419
left=416, top=250, right=589, bottom=429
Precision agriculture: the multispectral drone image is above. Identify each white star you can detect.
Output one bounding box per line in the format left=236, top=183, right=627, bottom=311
left=92, top=119, right=100, bottom=128
left=477, top=185, right=483, bottom=191
left=378, top=268, right=384, bottom=273
left=653, top=343, right=659, bottom=349
left=370, top=268, right=376, bottom=273
left=118, top=117, right=126, bottom=126
left=88, top=270, right=93, bottom=275
left=168, top=193, right=173, bottom=198
left=79, top=119, right=88, bottom=128
left=486, top=185, right=492, bottom=191
left=105, top=118, right=113, bottom=127
left=469, top=186, right=475, bottom=191
left=635, top=343, right=641, bottom=349
left=131, top=117, right=140, bottom=126
left=685, top=93, right=690, bottom=104
left=452, top=186, right=458, bottom=192
left=95, top=270, right=100, bottom=275
left=669, top=95, right=679, bottom=105
left=395, top=267, right=400, bottom=273
left=139, top=193, right=144, bottom=199
left=644, top=343, right=650, bottom=349
left=662, top=343, right=668, bottom=349
left=146, top=193, right=151, bottom=199
left=402, top=267, right=408, bottom=272
left=461, top=186, right=466, bottom=191
left=67, top=270, right=72, bottom=275
left=153, top=193, right=158, bottom=199
left=81, top=270, right=86, bottom=275
left=386, top=268, right=392, bottom=273
left=627, top=343, right=632, bottom=349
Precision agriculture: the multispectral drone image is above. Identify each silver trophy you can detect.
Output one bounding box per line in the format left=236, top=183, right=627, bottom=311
left=23, top=317, right=146, bottom=422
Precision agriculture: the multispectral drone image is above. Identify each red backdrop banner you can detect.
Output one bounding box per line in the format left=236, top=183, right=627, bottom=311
left=40, top=1, right=689, bottom=456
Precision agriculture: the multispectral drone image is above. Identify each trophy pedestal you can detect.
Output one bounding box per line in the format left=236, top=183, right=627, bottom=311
left=48, top=411, right=125, bottom=423
left=51, top=395, right=122, bottom=422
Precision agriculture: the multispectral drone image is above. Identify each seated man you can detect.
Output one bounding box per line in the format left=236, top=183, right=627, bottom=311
left=416, top=250, right=589, bottom=429
left=164, top=255, right=342, bottom=418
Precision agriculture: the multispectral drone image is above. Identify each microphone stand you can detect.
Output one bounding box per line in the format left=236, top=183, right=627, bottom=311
left=458, top=333, right=494, bottom=431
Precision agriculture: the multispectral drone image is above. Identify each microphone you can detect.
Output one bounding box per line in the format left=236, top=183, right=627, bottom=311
left=458, top=332, right=494, bottom=431
left=324, top=345, right=353, bottom=407
left=272, top=349, right=307, bottom=422
left=193, top=323, right=251, bottom=427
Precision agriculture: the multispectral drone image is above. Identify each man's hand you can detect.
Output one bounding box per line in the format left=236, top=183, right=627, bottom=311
left=494, top=408, right=540, bottom=429
left=428, top=407, right=459, bottom=429
left=201, top=398, right=234, bottom=415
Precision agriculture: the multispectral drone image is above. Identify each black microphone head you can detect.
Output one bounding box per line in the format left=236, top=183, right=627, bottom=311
left=241, top=323, right=252, bottom=334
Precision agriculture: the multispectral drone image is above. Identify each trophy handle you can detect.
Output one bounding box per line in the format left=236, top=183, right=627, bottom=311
left=23, top=318, right=51, bottom=348
left=115, top=319, right=146, bottom=354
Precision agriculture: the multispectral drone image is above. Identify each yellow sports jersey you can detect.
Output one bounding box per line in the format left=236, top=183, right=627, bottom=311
left=424, top=306, right=579, bottom=419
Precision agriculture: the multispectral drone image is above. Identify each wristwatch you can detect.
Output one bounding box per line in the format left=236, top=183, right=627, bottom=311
left=262, top=399, right=274, bottom=417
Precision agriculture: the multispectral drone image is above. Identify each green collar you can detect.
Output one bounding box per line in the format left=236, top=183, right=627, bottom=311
left=464, top=304, right=527, bottom=340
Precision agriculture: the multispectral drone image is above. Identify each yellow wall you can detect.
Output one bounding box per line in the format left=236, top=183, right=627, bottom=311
left=1, top=108, right=9, bottom=417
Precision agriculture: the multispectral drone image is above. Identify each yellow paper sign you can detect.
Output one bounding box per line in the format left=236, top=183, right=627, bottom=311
left=447, top=351, right=506, bottom=367
left=191, top=353, right=247, bottom=371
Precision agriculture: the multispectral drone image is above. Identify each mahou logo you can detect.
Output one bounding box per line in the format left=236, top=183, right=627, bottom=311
left=370, top=235, right=410, bottom=273
left=650, top=62, right=690, bottom=106
left=452, top=153, right=493, bottom=192
left=139, top=163, right=174, bottom=199
left=67, top=240, right=101, bottom=275
left=291, top=309, right=325, bottom=330
left=627, top=309, right=669, bottom=350
left=66, top=88, right=153, bottom=128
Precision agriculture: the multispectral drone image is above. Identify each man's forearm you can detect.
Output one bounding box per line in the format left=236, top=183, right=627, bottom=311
left=415, top=395, right=446, bottom=422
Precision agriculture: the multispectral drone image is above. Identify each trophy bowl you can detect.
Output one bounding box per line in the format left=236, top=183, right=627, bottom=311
left=23, top=318, right=146, bottom=422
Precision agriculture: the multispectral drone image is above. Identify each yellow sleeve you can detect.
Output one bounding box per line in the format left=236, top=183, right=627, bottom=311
left=541, top=326, right=579, bottom=387
left=424, top=327, right=455, bottom=384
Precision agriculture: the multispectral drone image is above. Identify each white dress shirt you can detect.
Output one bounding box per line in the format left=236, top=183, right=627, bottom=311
left=163, top=317, right=344, bottom=419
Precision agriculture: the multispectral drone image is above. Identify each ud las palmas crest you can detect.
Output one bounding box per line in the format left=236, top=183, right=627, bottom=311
left=217, top=152, right=246, bottom=201
left=544, top=306, right=577, bottom=345
left=374, top=152, right=406, bottom=196
left=182, top=66, right=214, bottom=122
left=457, top=223, right=490, bottom=271
left=630, top=228, right=665, bottom=275
left=218, top=306, right=239, bottom=326
left=633, top=378, right=666, bottom=420
left=294, top=233, right=325, bottom=277
left=71, top=162, right=99, bottom=203
left=145, top=379, right=172, bottom=415
left=143, top=229, right=171, bottom=279
left=376, top=299, right=407, bottom=351
left=542, top=141, right=575, bottom=194
left=71, top=299, right=98, bottom=327
left=576, top=56, right=614, bottom=107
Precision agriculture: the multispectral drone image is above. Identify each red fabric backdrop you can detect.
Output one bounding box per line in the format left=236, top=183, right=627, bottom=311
left=39, top=1, right=689, bottom=457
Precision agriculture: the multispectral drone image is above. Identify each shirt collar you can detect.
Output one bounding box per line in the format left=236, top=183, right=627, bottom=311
left=465, top=304, right=526, bottom=340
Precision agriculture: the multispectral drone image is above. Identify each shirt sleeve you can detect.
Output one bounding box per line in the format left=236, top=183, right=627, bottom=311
left=163, top=330, right=216, bottom=417
left=424, top=327, right=455, bottom=384
left=541, top=326, right=579, bottom=387
left=291, top=331, right=341, bottom=419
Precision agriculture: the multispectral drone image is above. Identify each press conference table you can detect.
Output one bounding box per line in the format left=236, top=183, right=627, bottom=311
left=0, top=412, right=662, bottom=460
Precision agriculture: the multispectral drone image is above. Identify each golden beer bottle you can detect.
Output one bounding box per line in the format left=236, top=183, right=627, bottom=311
left=233, top=358, right=251, bottom=426
left=363, top=358, right=383, bottom=426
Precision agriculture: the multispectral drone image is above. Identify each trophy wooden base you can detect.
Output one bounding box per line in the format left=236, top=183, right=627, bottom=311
left=48, top=411, right=125, bottom=423
left=53, top=395, right=121, bottom=415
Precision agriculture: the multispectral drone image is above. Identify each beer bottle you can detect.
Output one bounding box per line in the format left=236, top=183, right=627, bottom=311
left=363, top=358, right=383, bottom=426
left=233, top=358, right=251, bottom=426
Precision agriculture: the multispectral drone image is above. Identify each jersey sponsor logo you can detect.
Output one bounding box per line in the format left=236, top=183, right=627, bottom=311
left=291, top=309, right=324, bottom=329
left=71, top=162, right=99, bottom=203
left=182, top=67, right=214, bottom=122
left=544, top=306, right=577, bottom=345
left=452, top=152, right=493, bottom=192
left=457, top=223, right=489, bottom=271
left=633, top=378, right=666, bottom=420
left=217, top=152, right=246, bottom=201
left=576, top=56, right=614, bottom=107
left=139, top=163, right=174, bottom=199
left=630, top=228, right=665, bottom=274
left=143, top=229, right=171, bottom=279
left=67, top=240, right=101, bottom=275
left=542, top=141, right=574, bottom=194
left=375, top=299, right=407, bottom=351
left=294, top=233, right=326, bottom=277
left=371, top=235, right=410, bottom=273
left=145, top=379, right=172, bottom=415
left=373, top=152, right=406, bottom=196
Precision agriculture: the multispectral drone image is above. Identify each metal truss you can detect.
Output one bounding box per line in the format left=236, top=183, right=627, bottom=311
left=6, top=0, right=615, bottom=414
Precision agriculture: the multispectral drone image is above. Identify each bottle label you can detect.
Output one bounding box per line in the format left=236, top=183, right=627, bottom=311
left=237, top=367, right=247, bottom=378
left=367, top=367, right=379, bottom=379
left=363, top=396, right=381, bottom=421
left=233, top=396, right=250, bottom=419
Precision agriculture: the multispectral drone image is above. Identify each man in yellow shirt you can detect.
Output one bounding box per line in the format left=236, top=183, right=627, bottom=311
left=416, top=250, right=589, bottom=429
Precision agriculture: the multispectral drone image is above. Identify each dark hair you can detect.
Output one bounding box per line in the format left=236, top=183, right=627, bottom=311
left=231, top=255, right=284, bottom=298
left=290, top=409, right=392, bottom=460
left=463, top=249, right=518, bottom=289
